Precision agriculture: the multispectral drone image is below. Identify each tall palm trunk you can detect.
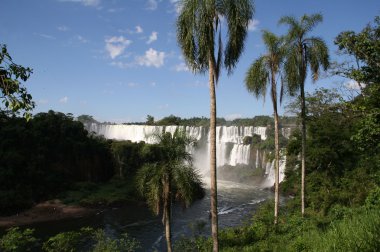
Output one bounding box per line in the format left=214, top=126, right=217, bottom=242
left=300, top=83, right=306, bottom=217
left=300, top=44, right=307, bottom=217
left=163, top=175, right=172, bottom=252
left=271, top=73, right=280, bottom=225
left=209, top=58, right=219, bottom=252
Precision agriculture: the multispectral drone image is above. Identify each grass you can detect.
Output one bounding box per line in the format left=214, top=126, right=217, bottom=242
left=174, top=197, right=380, bottom=252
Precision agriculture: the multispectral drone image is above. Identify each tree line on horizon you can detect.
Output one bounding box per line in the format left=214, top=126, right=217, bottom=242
left=78, top=113, right=297, bottom=128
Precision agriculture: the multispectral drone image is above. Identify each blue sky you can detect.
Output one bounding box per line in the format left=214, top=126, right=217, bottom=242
left=1, top=0, right=379, bottom=122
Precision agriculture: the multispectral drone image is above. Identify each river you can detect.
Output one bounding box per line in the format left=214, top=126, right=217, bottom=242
left=27, top=179, right=273, bottom=251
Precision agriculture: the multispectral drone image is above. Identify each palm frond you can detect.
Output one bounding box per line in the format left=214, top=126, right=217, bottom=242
left=279, top=75, right=285, bottom=104
left=214, top=30, right=223, bottom=84
left=245, top=56, right=269, bottom=99
left=301, top=13, right=323, bottom=34
left=135, top=163, right=164, bottom=215
left=177, top=0, right=253, bottom=76
left=177, top=0, right=208, bottom=73
left=220, top=0, right=254, bottom=74
left=283, top=45, right=302, bottom=95
left=306, top=36, right=330, bottom=82
left=278, top=15, right=302, bottom=41
left=172, top=164, right=204, bottom=207
left=280, top=14, right=329, bottom=95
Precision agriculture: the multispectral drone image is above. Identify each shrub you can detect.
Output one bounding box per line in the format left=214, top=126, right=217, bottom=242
left=0, top=227, right=39, bottom=252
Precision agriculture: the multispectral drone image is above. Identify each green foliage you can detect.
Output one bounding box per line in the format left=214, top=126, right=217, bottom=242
left=0, top=44, right=34, bottom=119
left=242, top=136, right=252, bottom=145
left=310, top=207, right=380, bottom=252
left=61, top=179, right=137, bottom=207
left=365, top=186, right=380, bottom=209
left=0, top=111, right=114, bottom=214
left=77, top=114, right=97, bottom=124
left=283, top=88, right=378, bottom=213
left=232, top=115, right=275, bottom=127
left=110, top=141, right=147, bottom=178
left=42, top=227, right=93, bottom=252
left=92, top=229, right=140, bottom=252
left=351, top=84, right=380, bottom=155
left=156, top=114, right=182, bottom=125
left=146, top=114, right=154, bottom=125
left=0, top=227, right=39, bottom=252
left=176, top=0, right=254, bottom=78
left=245, top=30, right=285, bottom=105
left=1, top=227, right=140, bottom=252
left=135, top=130, right=204, bottom=214
left=255, top=127, right=288, bottom=151
left=334, top=16, right=380, bottom=84
left=174, top=201, right=380, bottom=252
left=174, top=235, right=211, bottom=252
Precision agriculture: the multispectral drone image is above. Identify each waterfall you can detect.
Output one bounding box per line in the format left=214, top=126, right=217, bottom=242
left=88, top=124, right=268, bottom=168
left=255, top=149, right=259, bottom=169
left=87, top=123, right=287, bottom=187
left=229, top=144, right=250, bottom=166
left=262, top=153, right=286, bottom=187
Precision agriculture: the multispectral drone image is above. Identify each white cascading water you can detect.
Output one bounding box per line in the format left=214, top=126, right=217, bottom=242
left=89, top=124, right=266, bottom=167
left=87, top=123, right=285, bottom=185
left=263, top=154, right=286, bottom=187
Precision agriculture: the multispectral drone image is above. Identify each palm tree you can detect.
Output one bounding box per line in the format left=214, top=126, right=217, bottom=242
left=279, top=14, right=329, bottom=216
left=176, top=1, right=254, bottom=250
left=245, top=30, right=285, bottom=225
left=136, top=130, right=204, bottom=252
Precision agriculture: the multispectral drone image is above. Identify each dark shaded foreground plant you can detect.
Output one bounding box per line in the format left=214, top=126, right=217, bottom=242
left=0, top=227, right=140, bottom=252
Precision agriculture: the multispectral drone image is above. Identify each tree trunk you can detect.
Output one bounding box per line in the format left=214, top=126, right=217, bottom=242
left=117, top=155, right=123, bottom=179
left=163, top=175, right=172, bottom=252
left=300, top=43, right=307, bottom=218
left=271, top=74, right=280, bottom=225
left=209, top=58, right=219, bottom=252
left=300, top=83, right=306, bottom=217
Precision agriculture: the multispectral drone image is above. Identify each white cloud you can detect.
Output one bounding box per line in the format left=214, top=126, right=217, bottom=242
left=57, top=25, right=69, bottom=32
left=345, top=80, right=366, bottom=90
left=248, top=19, right=260, bottom=31
left=173, top=62, right=189, bottom=72
left=105, top=36, right=132, bottom=59
left=136, top=25, right=143, bottom=33
left=146, top=31, right=158, bottom=44
left=146, top=0, right=158, bottom=10
left=59, top=0, right=101, bottom=7
left=59, top=96, right=69, bottom=103
left=150, top=82, right=156, bottom=87
left=225, top=113, right=242, bottom=121
left=136, top=48, right=165, bottom=68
